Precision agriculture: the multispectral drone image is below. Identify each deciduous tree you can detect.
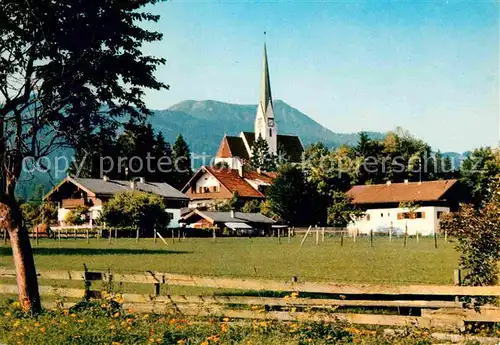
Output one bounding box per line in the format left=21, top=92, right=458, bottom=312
left=0, top=0, right=167, bottom=312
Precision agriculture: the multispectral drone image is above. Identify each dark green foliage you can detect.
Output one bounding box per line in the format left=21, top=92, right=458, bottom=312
left=440, top=178, right=500, bottom=304
left=460, top=147, right=500, bottom=207
left=327, top=192, right=362, bottom=227
left=171, top=134, right=193, bottom=189
left=267, top=165, right=319, bottom=225
left=250, top=135, right=277, bottom=172
left=241, top=199, right=262, bottom=213
left=101, top=191, right=170, bottom=234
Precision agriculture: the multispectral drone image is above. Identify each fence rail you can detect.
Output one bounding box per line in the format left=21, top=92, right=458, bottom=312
left=1, top=268, right=499, bottom=330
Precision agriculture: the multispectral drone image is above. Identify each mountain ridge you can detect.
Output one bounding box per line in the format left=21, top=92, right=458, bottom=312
left=150, top=99, right=385, bottom=157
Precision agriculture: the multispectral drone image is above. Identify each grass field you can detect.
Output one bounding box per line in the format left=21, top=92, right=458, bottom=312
left=0, top=235, right=459, bottom=286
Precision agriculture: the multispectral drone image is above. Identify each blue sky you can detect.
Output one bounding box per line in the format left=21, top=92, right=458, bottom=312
left=141, top=1, right=499, bottom=152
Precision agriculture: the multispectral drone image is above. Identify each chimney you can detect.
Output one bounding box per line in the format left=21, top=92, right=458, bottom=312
left=102, top=175, right=109, bottom=182
left=238, top=164, right=244, bottom=178
left=386, top=181, right=391, bottom=186
left=139, top=177, right=145, bottom=183
left=404, top=179, right=409, bottom=184
left=130, top=181, right=136, bottom=190
left=230, top=210, right=235, bottom=218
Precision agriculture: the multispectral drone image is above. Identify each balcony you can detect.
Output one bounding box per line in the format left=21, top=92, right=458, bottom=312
left=61, top=198, right=86, bottom=209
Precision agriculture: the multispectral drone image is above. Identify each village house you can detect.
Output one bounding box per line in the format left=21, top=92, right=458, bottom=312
left=180, top=209, right=275, bottom=235
left=181, top=165, right=277, bottom=208
left=44, top=176, right=189, bottom=227
left=346, top=179, right=468, bottom=236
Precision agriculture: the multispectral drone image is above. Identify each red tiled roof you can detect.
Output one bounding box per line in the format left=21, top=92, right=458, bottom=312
left=205, top=166, right=265, bottom=198
left=347, top=179, right=458, bottom=204
left=243, top=170, right=277, bottom=184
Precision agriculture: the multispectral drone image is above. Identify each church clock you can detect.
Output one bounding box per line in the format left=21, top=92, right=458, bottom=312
left=267, top=119, right=274, bottom=127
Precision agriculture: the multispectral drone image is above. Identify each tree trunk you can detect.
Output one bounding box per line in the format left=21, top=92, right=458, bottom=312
left=0, top=199, right=41, bottom=313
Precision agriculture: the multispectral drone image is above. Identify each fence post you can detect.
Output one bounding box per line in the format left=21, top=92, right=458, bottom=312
left=404, top=224, right=408, bottom=248
left=35, top=226, right=39, bottom=245
left=322, top=227, right=325, bottom=243
left=114, top=228, right=118, bottom=240
left=58, top=228, right=61, bottom=245
left=444, top=230, right=448, bottom=243
left=315, top=226, right=319, bottom=245
left=136, top=228, right=139, bottom=243
left=3, top=229, right=6, bottom=244
left=453, top=269, right=461, bottom=286
left=153, top=282, right=160, bottom=296
left=212, top=228, right=216, bottom=243
left=353, top=230, right=356, bottom=243
left=416, top=231, right=419, bottom=244
left=178, top=229, right=181, bottom=242
left=370, top=229, right=374, bottom=247
left=86, top=228, right=89, bottom=244
left=288, top=227, right=291, bottom=243
left=108, top=226, right=112, bottom=244
left=340, top=231, right=344, bottom=246
left=389, top=222, right=393, bottom=243
left=434, top=232, right=438, bottom=249
left=277, top=228, right=281, bottom=244
left=154, top=228, right=157, bottom=244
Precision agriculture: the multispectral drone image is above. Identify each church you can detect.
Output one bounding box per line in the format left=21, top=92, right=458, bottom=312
left=213, top=45, right=304, bottom=170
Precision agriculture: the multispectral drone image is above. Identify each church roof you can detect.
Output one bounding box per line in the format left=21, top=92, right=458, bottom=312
left=241, top=132, right=304, bottom=163
left=216, top=135, right=249, bottom=160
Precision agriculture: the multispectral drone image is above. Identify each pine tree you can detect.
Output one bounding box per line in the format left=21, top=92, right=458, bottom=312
left=153, top=132, right=173, bottom=183
left=172, top=134, right=193, bottom=189
left=250, top=135, right=277, bottom=172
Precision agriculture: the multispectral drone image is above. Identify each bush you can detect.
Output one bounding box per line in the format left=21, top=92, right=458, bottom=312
left=101, top=191, right=170, bottom=234
left=64, top=205, right=90, bottom=225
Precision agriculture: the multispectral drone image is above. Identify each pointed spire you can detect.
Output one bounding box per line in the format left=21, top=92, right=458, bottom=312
left=260, top=43, right=272, bottom=115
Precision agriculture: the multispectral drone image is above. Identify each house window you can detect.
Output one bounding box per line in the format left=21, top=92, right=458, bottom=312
left=380, top=213, right=383, bottom=217
left=269, top=128, right=272, bottom=137
left=203, top=187, right=210, bottom=193
left=198, top=187, right=203, bottom=193
left=437, top=211, right=444, bottom=219
left=397, top=212, right=425, bottom=220
left=167, top=212, right=174, bottom=220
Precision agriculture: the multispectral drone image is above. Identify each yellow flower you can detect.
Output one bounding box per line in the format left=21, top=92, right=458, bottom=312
left=149, top=338, right=155, bottom=343
left=143, top=314, right=149, bottom=319
left=113, top=312, right=120, bottom=318
left=223, top=317, right=229, bottom=322
left=4, top=311, right=11, bottom=317
left=12, top=320, right=20, bottom=328
left=290, top=292, right=299, bottom=298
left=34, top=321, right=40, bottom=327
left=112, top=341, right=121, bottom=345
left=40, top=327, right=46, bottom=333
left=259, top=321, right=267, bottom=327
left=70, top=313, right=76, bottom=318
left=63, top=309, right=69, bottom=315
left=200, top=342, right=208, bottom=345
left=77, top=319, right=84, bottom=323
left=177, top=340, right=185, bottom=344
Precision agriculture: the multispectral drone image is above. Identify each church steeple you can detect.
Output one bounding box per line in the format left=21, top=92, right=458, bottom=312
left=260, top=44, right=273, bottom=115
left=255, top=43, right=277, bottom=154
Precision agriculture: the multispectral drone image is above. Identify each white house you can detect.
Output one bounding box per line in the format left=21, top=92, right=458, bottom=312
left=346, top=179, right=466, bottom=236
left=44, top=176, right=189, bottom=227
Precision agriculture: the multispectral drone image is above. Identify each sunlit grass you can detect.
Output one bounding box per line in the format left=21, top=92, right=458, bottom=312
left=0, top=236, right=459, bottom=287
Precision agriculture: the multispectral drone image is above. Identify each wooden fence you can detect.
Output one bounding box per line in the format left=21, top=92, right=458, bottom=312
left=0, top=268, right=499, bottom=330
